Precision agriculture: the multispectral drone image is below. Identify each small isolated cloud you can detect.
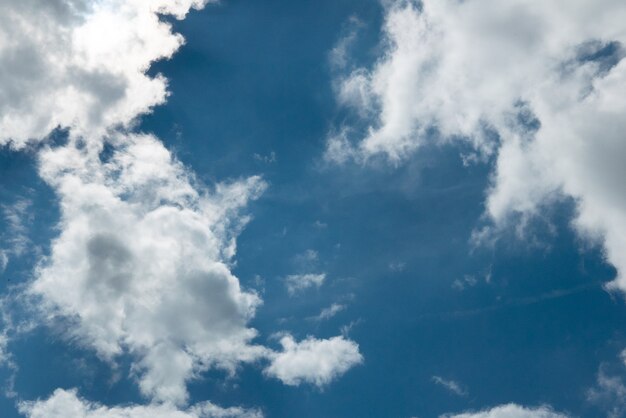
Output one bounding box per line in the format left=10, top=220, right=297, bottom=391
left=310, top=303, right=346, bottom=322
left=265, top=334, right=362, bottom=387
left=293, top=249, right=319, bottom=266
left=253, top=151, right=276, bottom=164
left=285, top=274, right=326, bottom=296
left=389, top=261, right=406, bottom=272
left=313, top=220, right=328, bottom=229
left=441, top=404, right=568, bottom=418
left=18, top=388, right=263, bottom=418
left=432, top=376, right=468, bottom=397
left=452, top=275, right=478, bottom=291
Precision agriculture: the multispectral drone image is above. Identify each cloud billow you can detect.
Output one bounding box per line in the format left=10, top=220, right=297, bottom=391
left=0, top=0, right=363, bottom=416
left=327, top=0, right=626, bottom=293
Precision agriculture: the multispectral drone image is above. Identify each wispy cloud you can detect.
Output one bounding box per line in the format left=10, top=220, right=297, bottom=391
left=432, top=376, right=468, bottom=397
left=452, top=275, right=478, bottom=291
left=419, top=282, right=602, bottom=321
left=0, top=197, right=34, bottom=271
left=285, top=273, right=326, bottom=296
left=309, top=303, right=346, bottom=321
left=253, top=151, right=277, bottom=164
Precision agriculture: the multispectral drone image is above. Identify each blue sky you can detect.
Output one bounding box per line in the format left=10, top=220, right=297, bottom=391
left=1, top=1, right=626, bottom=417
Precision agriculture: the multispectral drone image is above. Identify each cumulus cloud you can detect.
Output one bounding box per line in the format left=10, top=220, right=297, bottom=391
left=0, top=0, right=363, bottom=412
left=264, top=334, right=363, bottom=387
left=285, top=273, right=326, bottom=296
left=441, top=404, right=568, bottom=418
left=23, top=133, right=363, bottom=407
left=0, top=0, right=210, bottom=148
left=327, top=0, right=626, bottom=291
left=29, top=133, right=267, bottom=405
left=0, top=0, right=367, bottom=413
left=18, top=388, right=263, bottom=418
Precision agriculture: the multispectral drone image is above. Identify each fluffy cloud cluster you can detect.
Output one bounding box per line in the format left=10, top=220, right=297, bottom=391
left=328, top=0, right=626, bottom=289
left=442, top=404, right=568, bottom=418
left=18, top=389, right=262, bottom=418
left=264, top=335, right=363, bottom=387
left=0, top=0, right=362, bottom=415
left=0, top=0, right=209, bottom=148
left=30, top=133, right=268, bottom=405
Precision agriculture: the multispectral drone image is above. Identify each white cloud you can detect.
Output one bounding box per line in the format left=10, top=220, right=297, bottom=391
left=18, top=388, right=263, bottom=418
left=452, top=275, right=478, bottom=292
left=0, top=0, right=273, bottom=406
left=442, top=404, right=568, bottom=418
left=431, top=376, right=467, bottom=397
left=329, top=15, right=363, bottom=71
left=285, top=273, right=326, bottom=296
left=293, top=249, right=319, bottom=265
left=388, top=261, right=406, bottom=272
left=0, top=0, right=363, bottom=411
left=0, top=197, right=34, bottom=268
left=0, top=0, right=211, bottom=148
left=29, top=133, right=268, bottom=405
left=587, top=368, right=626, bottom=418
left=264, top=334, right=363, bottom=387
left=252, top=152, right=276, bottom=164
left=310, top=303, right=346, bottom=321
left=0, top=251, right=8, bottom=274
left=327, top=0, right=626, bottom=291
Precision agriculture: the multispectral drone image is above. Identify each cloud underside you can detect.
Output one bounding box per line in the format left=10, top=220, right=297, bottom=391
left=0, top=0, right=362, bottom=415
left=328, top=0, right=626, bottom=290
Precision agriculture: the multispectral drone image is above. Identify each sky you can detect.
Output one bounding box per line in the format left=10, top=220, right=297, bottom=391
left=0, top=0, right=626, bottom=417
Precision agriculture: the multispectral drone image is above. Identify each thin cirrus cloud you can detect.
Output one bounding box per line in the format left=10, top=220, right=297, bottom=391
left=0, top=197, right=33, bottom=272
left=0, top=0, right=362, bottom=416
left=310, top=303, right=346, bottom=322
left=326, top=0, right=626, bottom=294
left=431, top=376, right=468, bottom=397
